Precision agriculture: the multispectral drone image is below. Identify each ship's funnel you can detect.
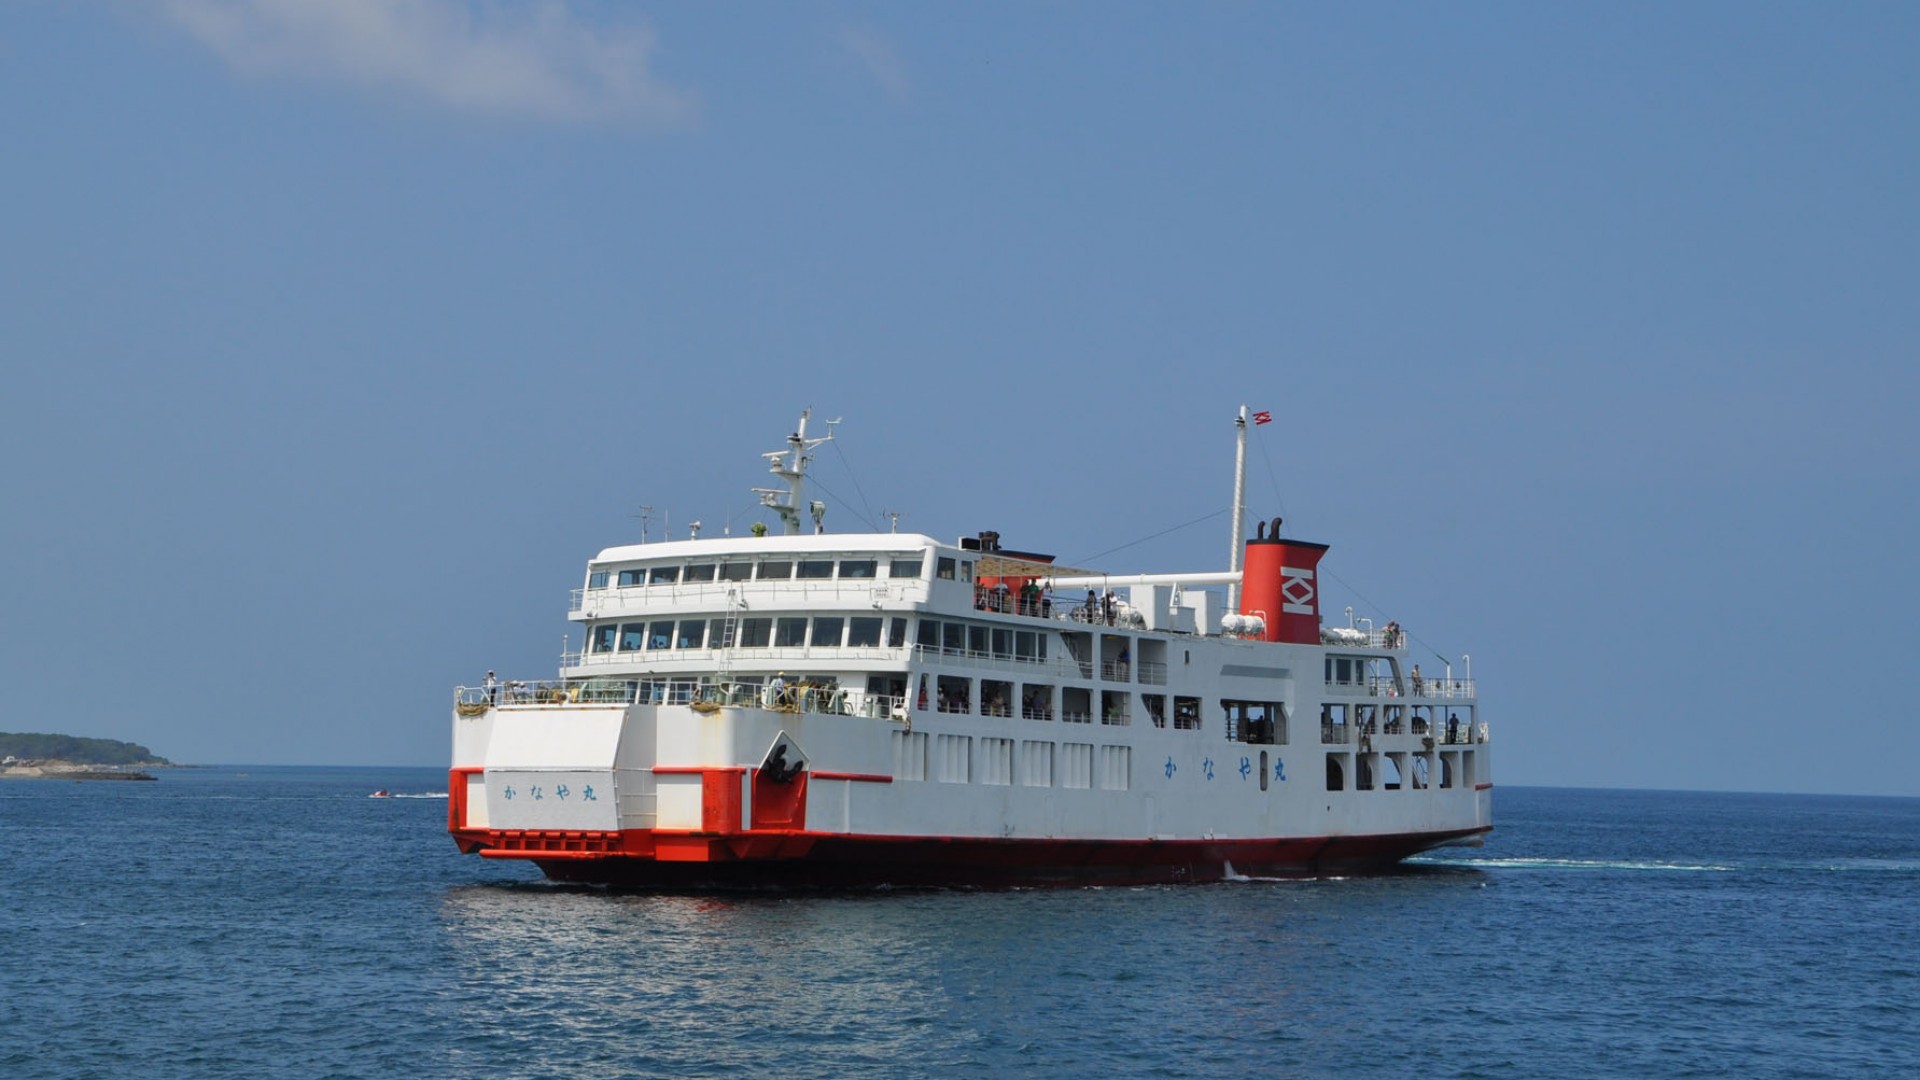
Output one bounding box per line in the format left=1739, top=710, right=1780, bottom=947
left=1239, top=517, right=1329, bottom=644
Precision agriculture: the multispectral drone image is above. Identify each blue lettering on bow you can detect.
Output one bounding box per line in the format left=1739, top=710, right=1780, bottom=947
left=1275, top=759, right=1287, bottom=782
left=1164, top=757, right=1177, bottom=780
left=582, top=785, right=597, bottom=801
left=530, top=785, right=544, bottom=801
left=1203, top=757, right=1215, bottom=781
left=555, top=784, right=570, bottom=800
left=1238, top=756, right=1252, bottom=780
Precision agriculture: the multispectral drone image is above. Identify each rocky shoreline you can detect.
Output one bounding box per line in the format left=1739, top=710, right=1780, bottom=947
left=1, top=761, right=161, bottom=781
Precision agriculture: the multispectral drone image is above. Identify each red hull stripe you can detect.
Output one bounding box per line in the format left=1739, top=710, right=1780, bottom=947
left=1475, top=782, right=1494, bottom=790
left=450, top=824, right=1492, bottom=888
left=653, top=765, right=745, bottom=775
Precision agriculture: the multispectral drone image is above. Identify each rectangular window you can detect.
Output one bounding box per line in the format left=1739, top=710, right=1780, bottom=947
left=961, top=561, right=973, bottom=582
left=1098, top=746, right=1131, bottom=790
left=591, top=625, right=617, bottom=653
left=810, top=616, right=844, bottom=648
left=758, top=560, right=792, bottom=580
left=917, top=619, right=940, bottom=648
left=936, top=556, right=956, bottom=580
left=838, top=558, right=877, bottom=579
left=1174, top=696, right=1202, bottom=731
left=617, top=569, right=645, bottom=587
left=647, top=621, right=674, bottom=650
left=796, top=559, right=834, bottom=579
left=991, top=628, right=1013, bottom=659
left=1015, top=631, right=1037, bottom=660
left=890, top=557, right=923, bottom=580
left=888, top=617, right=908, bottom=648
left=775, top=617, right=807, bottom=647
left=968, top=625, right=989, bottom=656
left=684, top=563, right=716, bottom=582
left=618, top=623, right=646, bottom=652
left=588, top=571, right=610, bottom=589
left=941, top=623, right=965, bottom=655
left=708, top=618, right=733, bottom=649
left=1142, top=693, right=1166, bottom=728
left=650, top=566, right=679, bottom=585
left=737, top=617, right=772, bottom=648
left=847, top=616, right=883, bottom=647
left=675, top=620, right=706, bottom=649
left=719, top=562, right=752, bottom=582
left=1021, top=683, right=1054, bottom=721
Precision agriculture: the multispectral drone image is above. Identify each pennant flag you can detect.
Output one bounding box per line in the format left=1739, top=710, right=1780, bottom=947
left=1252, top=410, right=1272, bottom=425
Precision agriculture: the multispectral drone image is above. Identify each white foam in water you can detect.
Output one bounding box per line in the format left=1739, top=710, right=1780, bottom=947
left=1412, top=856, right=1735, bottom=872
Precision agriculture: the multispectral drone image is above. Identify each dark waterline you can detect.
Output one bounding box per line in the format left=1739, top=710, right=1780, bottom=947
left=3, top=771, right=1915, bottom=1078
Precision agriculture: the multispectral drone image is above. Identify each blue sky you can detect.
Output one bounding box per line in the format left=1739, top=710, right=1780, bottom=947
left=2, top=2, right=1914, bottom=794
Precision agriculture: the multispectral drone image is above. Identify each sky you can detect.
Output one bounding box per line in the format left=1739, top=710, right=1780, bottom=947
left=2, top=1, right=1915, bottom=795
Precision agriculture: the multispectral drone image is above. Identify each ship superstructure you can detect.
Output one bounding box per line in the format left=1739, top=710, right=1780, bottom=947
left=448, top=410, right=1492, bottom=886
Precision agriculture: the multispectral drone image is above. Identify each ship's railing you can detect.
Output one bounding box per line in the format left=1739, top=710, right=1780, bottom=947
left=572, top=578, right=912, bottom=615
left=1362, top=676, right=1476, bottom=699
left=1100, top=660, right=1130, bottom=681
left=971, top=585, right=1056, bottom=619
left=454, top=680, right=909, bottom=720
left=1137, top=661, right=1168, bottom=685
left=1321, top=719, right=1487, bottom=745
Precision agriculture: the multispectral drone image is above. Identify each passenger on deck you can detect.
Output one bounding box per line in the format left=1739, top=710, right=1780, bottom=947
left=484, top=671, right=498, bottom=704
left=1410, top=664, right=1423, bottom=695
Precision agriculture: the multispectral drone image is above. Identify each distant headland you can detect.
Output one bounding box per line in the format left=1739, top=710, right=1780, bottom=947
left=0, top=732, right=172, bottom=781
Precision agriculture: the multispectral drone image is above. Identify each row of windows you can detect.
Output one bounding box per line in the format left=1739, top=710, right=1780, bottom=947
left=590, top=616, right=911, bottom=654
left=914, top=617, right=1050, bottom=662
left=590, top=556, right=925, bottom=590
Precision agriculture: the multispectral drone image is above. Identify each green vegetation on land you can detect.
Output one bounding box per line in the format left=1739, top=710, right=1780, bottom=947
left=0, top=732, right=171, bottom=766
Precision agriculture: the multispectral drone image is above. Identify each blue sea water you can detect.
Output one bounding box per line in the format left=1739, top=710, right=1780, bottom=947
left=2, top=770, right=1916, bottom=1079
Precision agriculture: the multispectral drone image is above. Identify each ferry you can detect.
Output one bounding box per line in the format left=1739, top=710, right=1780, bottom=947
left=448, top=410, right=1492, bottom=887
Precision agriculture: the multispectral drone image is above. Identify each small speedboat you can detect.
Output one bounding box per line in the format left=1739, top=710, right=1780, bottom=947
left=370, top=789, right=392, bottom=798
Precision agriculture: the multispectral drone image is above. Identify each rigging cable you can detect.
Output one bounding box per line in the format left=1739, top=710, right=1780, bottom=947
left=1069, top=508, right=1229, bottom=567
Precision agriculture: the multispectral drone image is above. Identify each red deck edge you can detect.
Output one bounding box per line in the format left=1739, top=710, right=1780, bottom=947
left=1475, top=782, right=1494, bottom=790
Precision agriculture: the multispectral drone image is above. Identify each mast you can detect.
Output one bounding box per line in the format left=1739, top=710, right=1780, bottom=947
left=753, top=409, right=836, bottom=536
left=1227, top=405, right=1249, bottom=611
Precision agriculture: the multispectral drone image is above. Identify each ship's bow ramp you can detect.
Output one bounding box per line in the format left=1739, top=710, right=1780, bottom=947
left=478, top=707, right=628, bottom=832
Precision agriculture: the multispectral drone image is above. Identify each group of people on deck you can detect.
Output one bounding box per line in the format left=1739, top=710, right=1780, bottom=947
left=976, top=579, right=1053, bottom=619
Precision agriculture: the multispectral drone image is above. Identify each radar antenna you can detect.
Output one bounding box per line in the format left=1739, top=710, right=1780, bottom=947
left=751, top=409, right=837, bottom=536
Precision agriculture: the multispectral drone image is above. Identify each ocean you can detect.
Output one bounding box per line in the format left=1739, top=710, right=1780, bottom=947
left=2, top=769, right=1915, bottom=1078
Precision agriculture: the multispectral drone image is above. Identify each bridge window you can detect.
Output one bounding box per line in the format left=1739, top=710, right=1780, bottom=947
left=758, top=560, right=792, bottom=580
left=936, top=557, right=956, bottom=580
left=797, top=559, right=834, bottom=579
left=684, top=563, right=715, bottom=582
left=591, top=625, right=617, bottom=653
left=674, top=621, right=706, bottom=649
left=890, top=557, right=923, bottom=579
left=888, top=617, right=908, bottom=647
left=618, top=623, right=646, bottom=652
left=617, top=568, right=645, bottom=587
left=650, top=566, right=680, bottom=585
left=810, top=616, right=844, bottom=647
left=839, top=558, right=877, bottom=578
left=775, top=618, right=807, bottom=647
left=847, top=616, right=883, bottom=647
left=737, top=617, right=771, bottom=648
left=588, top=571, right=610, bottom=589
left=647, top=621, right=673, bottom=650
left=720, top=562, right=752, bottom=582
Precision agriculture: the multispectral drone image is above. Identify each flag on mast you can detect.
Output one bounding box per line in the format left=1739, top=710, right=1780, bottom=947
left=1252, top=410, right=1272, bottom=425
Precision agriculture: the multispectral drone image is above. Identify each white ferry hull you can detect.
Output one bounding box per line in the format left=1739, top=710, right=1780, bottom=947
left=449, top=699, right=1493, bottom=888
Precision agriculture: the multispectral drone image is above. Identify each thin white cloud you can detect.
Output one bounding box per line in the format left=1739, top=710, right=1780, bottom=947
left=837, top=26, right=908, bottom=104
left=162, top=0, right=697, bottom=127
